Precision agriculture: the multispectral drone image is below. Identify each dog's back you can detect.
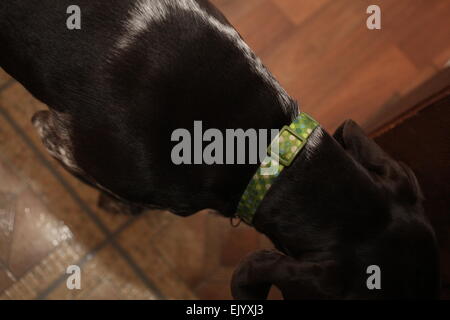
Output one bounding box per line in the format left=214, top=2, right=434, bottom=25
left=0, top=0, right=297, bottom=214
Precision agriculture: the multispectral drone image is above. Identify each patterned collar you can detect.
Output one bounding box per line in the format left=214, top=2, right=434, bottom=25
left=235, top=112, right=320, bottom=225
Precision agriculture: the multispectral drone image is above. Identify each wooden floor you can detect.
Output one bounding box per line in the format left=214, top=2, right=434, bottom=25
left=212, top=0, right=450, bottom=132
left=0, top=0, right=449, bottom=300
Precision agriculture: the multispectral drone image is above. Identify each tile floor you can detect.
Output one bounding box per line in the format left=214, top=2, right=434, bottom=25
left=1, top=0, right=449, bottom=299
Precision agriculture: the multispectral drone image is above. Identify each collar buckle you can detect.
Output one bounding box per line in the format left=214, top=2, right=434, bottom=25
left=267, top=125, right=306, bottom=167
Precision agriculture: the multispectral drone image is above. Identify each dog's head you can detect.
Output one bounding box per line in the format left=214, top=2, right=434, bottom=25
left=241, top=120, right=440, bottom=299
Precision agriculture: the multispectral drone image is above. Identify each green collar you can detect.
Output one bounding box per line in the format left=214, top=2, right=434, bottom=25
left=236, top=112, right=319, bottom=225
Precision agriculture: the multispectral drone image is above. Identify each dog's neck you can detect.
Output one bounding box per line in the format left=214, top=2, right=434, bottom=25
left=250, top=128, right=386, bottom=258
left=194, top=102, right=297, bottom=218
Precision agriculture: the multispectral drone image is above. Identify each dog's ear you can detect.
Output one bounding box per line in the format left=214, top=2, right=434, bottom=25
left=231, top=250, right=339, bottom=300
left=333, top=120, right=423, bottom=205
left=333, top=120, right=390, bottom=176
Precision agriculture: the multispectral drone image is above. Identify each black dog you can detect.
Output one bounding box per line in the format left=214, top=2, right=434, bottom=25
left=0, top=0, right=439, bottom=299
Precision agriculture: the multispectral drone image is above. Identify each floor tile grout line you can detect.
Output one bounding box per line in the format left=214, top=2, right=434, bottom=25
left=36, top=216, right=166, bottom=300
left=109, top=238, right=167, bottom=299
left=0, top=104, right=165, bottom=299
left=35, top=238, right=110, bottom=300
